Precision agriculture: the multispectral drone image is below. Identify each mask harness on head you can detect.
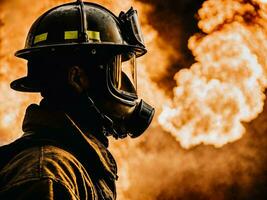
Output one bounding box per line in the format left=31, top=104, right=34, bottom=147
left=83, top=93, right=120, bottom=138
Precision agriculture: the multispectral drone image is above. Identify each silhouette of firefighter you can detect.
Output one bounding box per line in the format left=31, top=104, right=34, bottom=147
left=0, top=0, right=154, bottom=199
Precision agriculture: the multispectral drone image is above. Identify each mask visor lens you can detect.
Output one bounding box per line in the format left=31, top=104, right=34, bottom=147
left=112, top=53, right=137, bottom=95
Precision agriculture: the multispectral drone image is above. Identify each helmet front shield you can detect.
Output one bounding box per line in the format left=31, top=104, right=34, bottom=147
left=119, top=7, right=145, bottom=48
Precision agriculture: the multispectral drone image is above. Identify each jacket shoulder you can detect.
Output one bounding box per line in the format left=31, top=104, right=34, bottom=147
left=0, top=145, right=97, bottom=199
left=0, top=177, right=79, bottom=200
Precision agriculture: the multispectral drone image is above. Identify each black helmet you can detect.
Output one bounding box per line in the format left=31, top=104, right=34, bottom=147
left=11, top=0, right=154, bottom=139
left=11, top=0, right=146, bottom=92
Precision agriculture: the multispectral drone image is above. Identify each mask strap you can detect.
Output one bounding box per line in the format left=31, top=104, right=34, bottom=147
left=85, top=92, right=121, bottom=139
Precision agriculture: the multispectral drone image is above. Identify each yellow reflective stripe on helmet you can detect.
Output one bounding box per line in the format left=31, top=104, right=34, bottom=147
left=86, top=31, right=101, bottom=41
left=34, top=33, right=48, bottom=44
left=64, top=31, right=78, bottom=40
left=64, top=30, right=100, bottom=41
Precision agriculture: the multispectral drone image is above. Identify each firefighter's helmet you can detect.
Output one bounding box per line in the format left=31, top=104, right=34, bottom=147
left=11, top=0, right=146, bottom=92
left=11, top=0, right=154, bottom=139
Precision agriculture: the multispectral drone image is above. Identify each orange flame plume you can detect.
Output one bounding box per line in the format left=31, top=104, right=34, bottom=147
left=159, top=0, right=267, bottom=148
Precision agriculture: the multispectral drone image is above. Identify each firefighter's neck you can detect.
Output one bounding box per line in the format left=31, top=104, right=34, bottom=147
left=40, top=96, right=109, bottom=147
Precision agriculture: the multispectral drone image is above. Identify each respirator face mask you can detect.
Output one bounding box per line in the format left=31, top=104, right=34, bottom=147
left=91, top=52, right=155, bottom=139
left=85, top=7, right=154, bottom=139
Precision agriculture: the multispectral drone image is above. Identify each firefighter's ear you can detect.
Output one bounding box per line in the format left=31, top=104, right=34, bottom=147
left=68, top=66, right=89, bottom=93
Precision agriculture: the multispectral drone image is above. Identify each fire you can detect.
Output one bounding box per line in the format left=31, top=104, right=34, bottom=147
left=2, top=0, right=267, bottom=199
left=159, top=0, right=267, bottom=149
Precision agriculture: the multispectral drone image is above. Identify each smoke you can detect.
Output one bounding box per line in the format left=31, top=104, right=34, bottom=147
left=159, top=0, right=267, bottom=148
left=1, top=0, right=267, bottom=200
left=137, top=0, right=205, bottom=93
left=111, top=0, right=267, bottom=199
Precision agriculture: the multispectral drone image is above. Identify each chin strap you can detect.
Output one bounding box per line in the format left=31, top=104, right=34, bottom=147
left=85, top=94, right=122, bottom=139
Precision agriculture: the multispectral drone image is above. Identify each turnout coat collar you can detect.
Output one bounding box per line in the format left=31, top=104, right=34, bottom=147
left=0, top=103, right=118, bottom=183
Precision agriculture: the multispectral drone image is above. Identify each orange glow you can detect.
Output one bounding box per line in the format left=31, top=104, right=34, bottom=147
left=2, top=1, right=267, bottom=199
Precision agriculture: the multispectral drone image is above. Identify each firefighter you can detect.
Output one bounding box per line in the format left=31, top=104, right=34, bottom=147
left=0, top=0, right=154, bottom=199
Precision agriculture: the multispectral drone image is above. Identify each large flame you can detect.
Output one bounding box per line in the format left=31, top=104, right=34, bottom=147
left=159, top=0, right=267, bottom=149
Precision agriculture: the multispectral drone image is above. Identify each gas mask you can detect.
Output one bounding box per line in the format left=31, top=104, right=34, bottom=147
left=84, top=7, right=155, bottom=139
left=87, top=52, right=155, bottom=139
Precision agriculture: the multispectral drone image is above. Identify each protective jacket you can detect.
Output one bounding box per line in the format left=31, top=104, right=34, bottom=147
left=0, top=103, right=117, bottom=200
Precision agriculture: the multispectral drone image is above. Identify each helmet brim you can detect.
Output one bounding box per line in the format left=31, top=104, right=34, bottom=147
left=12, top=43, right=146, bottom=92
left=10, top=77, right=41, bottom=92
left=15, top=43, right=147, bottom=60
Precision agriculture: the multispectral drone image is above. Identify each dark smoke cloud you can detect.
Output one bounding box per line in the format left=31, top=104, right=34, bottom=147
left=137, top=0, right=205, bottom=93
